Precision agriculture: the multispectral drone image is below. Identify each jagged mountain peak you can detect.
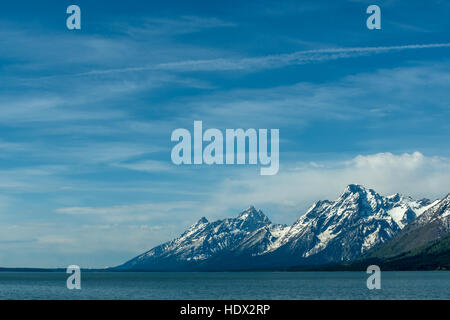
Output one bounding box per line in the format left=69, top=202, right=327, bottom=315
left=299, top=185, right=379, bottom=219
left=342, top=185, right=409, bottom=202
left=419, top=194, right=450, bottom=221
left=184, top=217, right=209, bottom=232
left=344, top=183, right=368, bottom=193
left=334, top=185, right=435, bottom=226
left=339, top=184, right=379, bottom=200
left=387, top=193, right=401, bottom=202
left=237, top=206, right=271, bottom=224
left=340, top=184, right=381, bottom=200
left=333, top=184, right=386, bottom=216
left=366, top=193, right=450, bottom=259
left=194, top=216, right=209, bottom=226
left=341, top=184, right=381, bottom=197
left=442, top=193, right=450, bottom=203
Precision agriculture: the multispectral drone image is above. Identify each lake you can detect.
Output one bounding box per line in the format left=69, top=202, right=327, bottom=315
left=0, top=271, right=448, bottom=300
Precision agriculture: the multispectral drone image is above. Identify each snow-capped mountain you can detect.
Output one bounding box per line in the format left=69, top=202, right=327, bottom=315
left=118, top=206, right=286, bottom=270
left=413, top=193, right=449, bottom=227
left=116, top=184, right=442, bottom=271
left=262, top=185, right=437, bottom=264
left=366, top=193, right=449, bottom=259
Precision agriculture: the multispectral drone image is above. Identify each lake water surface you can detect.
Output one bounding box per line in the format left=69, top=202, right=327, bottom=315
left=0, top=271, right=448, bottom=300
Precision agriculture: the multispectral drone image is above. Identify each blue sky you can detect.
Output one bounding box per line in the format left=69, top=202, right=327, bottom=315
left=0, top=0, right=449, bottom=267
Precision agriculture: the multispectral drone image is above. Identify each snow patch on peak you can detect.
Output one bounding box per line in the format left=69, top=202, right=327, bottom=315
left=387, top=193, right=401, bottom=202
left=341, top=184, right=368, bottom=196
left=189, top=217, right=209, bottom=230
left=237, top=206, right=271, bottom=224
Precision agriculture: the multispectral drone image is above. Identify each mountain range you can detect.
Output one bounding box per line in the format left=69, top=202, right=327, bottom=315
left=115, top=184, right=449, bottom=271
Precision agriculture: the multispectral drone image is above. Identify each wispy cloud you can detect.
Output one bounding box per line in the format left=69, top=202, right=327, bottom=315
left=156, top=43, right=450, bottom=72
left=168, top=62, right=450, bottom=130
left=121, top=16, right=236, bottom=37
left=0, top=222, right=181, bottom=267
left=55, top=201, right=199, bottom=224
left=113, top=160, right=174, bottom=173
left=73, top=43, right=450, bottom=76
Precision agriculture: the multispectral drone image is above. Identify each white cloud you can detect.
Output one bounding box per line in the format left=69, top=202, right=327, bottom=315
left=122, top=16, right=236, bottom=37
left=126, top=43, right=450, bottom=73
left=205, top=152, right=450, bottom=223
left=37, top=235, right=75, bottom=245
left=113, top=160, right=174, bottom=173
left=55, top=201, right=198, bottom=223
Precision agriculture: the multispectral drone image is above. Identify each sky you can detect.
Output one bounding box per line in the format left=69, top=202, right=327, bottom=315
left=0, top=0, right=449, bottom=267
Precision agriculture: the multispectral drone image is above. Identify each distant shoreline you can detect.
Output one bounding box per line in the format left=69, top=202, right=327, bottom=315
left=1, top=265, right=448, bottom=273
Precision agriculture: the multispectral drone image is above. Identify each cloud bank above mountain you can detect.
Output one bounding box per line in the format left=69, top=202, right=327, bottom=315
left=208, top=152, right=450, bottom=223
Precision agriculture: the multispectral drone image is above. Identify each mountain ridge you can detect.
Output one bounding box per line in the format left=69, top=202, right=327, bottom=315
left=363, top=193, right=449, bottom=259
left=115, top=184, right=446, bottom=271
